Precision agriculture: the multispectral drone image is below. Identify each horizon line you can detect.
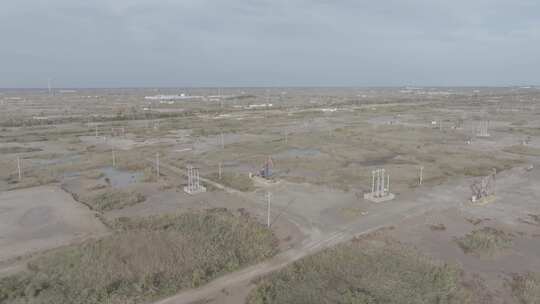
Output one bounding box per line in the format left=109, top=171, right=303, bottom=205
left=1, top=84, right=539, bottom=90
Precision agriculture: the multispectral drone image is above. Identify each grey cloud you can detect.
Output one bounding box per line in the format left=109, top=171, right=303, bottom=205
left=0, top=0, right=539, bottom=87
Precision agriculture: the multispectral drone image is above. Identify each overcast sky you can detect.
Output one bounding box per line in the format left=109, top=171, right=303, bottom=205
left=1, top=0, right=539, bottom=88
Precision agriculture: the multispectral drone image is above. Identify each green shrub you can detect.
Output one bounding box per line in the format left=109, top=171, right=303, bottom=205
left=456, top=227, right=513, bottom=257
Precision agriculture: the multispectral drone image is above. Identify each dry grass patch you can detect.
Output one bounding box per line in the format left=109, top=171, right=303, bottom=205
left=78, top=189, right=146, bottom=212
left=511, top=273, right=540, bottom=304
left=429, top=223, right=447, bottom=231
left=208, top=172, right=254, bottom=192
left=456, top=227, right=513, bottom=257
left=83, top=170, right=105, bottom=179
left=0, top=146, right=42, bottom=154
left=503, top=145, right=540, bottom=157
left=529, top=214, right=540, bottom=225
left=6, top=171, right=59, bottom=191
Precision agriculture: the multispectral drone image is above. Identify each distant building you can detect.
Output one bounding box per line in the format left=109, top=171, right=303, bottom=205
left=144, top=93, right=203, bottom=101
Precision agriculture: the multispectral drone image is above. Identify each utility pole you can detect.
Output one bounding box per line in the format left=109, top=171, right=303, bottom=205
left=266, top=192, right=271, bottom=228
left=156, top=152, right=160, bottom=179
left=48, top=78, right=52, bottom=96
left=187, top=166, right=193, bottom=193
left=219, top=88, right=224, bottom=109
left=371, top=170, right=375, bottom=194
left=419, top=166, right=424, bottom=185
left=220, top=132, right=225, bottom=149
left=265, top=90, right=270, bottom=119
left=17, top=156, right=22, bottom=181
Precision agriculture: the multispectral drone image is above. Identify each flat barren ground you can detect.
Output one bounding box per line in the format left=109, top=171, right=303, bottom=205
left=0, top=87, right=539, bottom=303
left=0, top=186, right=107, bottom=262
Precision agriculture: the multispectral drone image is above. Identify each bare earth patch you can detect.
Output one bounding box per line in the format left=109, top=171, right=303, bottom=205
left=0, top=186, right=108, bottom=262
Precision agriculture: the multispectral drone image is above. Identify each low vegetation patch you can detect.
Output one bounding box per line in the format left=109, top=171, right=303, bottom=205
left=340, top=207, right=366, bottom=219
left=429, top=223, right=447, bottom=231
left=6, top=171, right=59, bottom=190
left=511, top=273, right=540, bottom=304
left=465, top=217, right=485, bottom=226
left=519, top=214, right=540, bottom=227
left=456, top=227, right=513, bottom=257
left=78, top=189, right=146, bottom=212
left=509, top=127, right=540, bottom=137
left=511, top=120, right=528, bottom=126
left=83, top=170, right=105, bottom=179
left=248, top=237, right=472, bottom=304
left=0, top=210, right=277, bottom=304
left=141, top=167, right=158, bottom=182
left=503, top=145, right=540, bottom=157
left=209, top=172, right=254, bottom=192
left=463, top=163, right=513, bottom=177
left=0, top=146, right=42, bottom=154
left=529, top=214, right=540, bottom=225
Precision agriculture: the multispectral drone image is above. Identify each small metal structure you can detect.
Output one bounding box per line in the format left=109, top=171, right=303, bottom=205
left=17, top=156, right=22, bottom=181
left=266, top=192, right=271, bottom=228
left=48, top=78, right=53, bottom=96
left=184, top=165, right=206, bottom=195
left=471, top=168, right=496, bottom=204
left=260, top=156, right=274, bottom=179
left=112, top=149, right=116, bottom=168
left=475, top=120, right=490, bottom=137
left=220, top=132, right=225, bottom=149
left=111, top=127, right=125, bottom=137
left=364, top=168, right=395, bottom=203
left=522, top=136, right=532, bottom=146
left=155, top=153, right=160, bottom=180
left=430, top=120, right=444, bottom=130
